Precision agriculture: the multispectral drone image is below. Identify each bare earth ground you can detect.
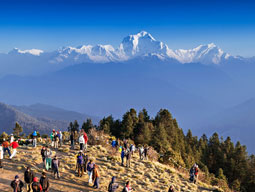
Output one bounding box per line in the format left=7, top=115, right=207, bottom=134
left=0, top=143, right=221, bottom=192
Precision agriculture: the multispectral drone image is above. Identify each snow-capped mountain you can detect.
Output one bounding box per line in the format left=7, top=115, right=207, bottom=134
left=0, top=31, right=253, bottom=76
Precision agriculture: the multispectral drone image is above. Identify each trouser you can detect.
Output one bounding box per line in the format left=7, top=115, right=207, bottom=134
left=45, top=158, right=52, bottom=170
left=51, top=141, right=55, bottom=147
left=3, top=148, right=11, bottom=157
left=121, top=157, right=124, bottom=165
left=80, top=143, right=83, bottom=151
left=26, top=183, right=32, bottom=192
left=0, top=159, right=2, bottom=168
left=126, top=158, right=131, bottom=168
left=42, top=157, right=46, bottom=168
left=78, top=164, right=83, bottom=177
left=53, top=168, right=60, bottom=178
left=33, top=139, right=37, bottom=147
left=10, top=149, right=17, bottom=159
left=93, top=177, right=99, bottom=188
left=59, top=139, right=62, bottom=147
left=71, top=140, right=74, bottom=149
left=54, top=141, right=58, bottom=149
left=84, top=143, right=87, bottom=151
left=88, top=171, right=93, bottom=184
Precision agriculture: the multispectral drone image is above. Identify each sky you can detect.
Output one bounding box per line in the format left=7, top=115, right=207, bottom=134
left=0, top=0, right=254, bottom=57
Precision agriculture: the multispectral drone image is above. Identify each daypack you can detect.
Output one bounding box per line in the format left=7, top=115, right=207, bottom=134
left=32, top=182, right=41, bottom=192
left=77, top=155, right=83, bottom=164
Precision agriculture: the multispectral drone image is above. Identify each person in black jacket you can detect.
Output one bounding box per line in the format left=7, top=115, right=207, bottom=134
left=41, top=146, right=47, bottom=168
left=10, top=175, right=24, bottom=192
left=24, top=166, right=35, bottom=192
left=40, top=172, right=50, bottom=192
left=168, top=185, right=175, bottom=192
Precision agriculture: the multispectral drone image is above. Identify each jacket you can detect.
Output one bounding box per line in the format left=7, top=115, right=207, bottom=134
left=40, top=176, right=49, bottom=190
left=108, top=176, right=119, bottom=192
left=92, top=168, right=100, bottom=180
left=87, top=162, right=94, bottom=172
left=79, top=135, right=85, bottom=144
left=24, top=170, right=35, bottom=183
left=10, top=141, right=19, bottom=149
left=0, top=146, right=3, bottom=159
left=52, top=158, right=60, bottom=170
left=10, top=180, right=24, bottom=192
left=41, top=148, right=46, bottom=158
left=2, top=141, right=9, bottom=148
left=83, top=132, right=88, bottom=143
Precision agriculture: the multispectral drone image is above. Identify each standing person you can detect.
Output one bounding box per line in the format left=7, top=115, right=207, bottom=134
left=83, top=131, right=88, bottom=151
left=32, top=131, right=37, bottom=148
left=44, top=147, right=52, bottom=171
left=144, top=145, right=148, bottom=160
left=54, top=133, right=59, bottom=149
left=24, top=166, right=35, bottom=192
left=92, top=164, right=100, bottom=189
left=79, top=134, right=85, bottom=151
left=31, top=177, right=42, bottom=192
left=87, top=159, right=95, bottom=185
left=40, top=172, right=50, bottom=192
left=83, top=152, right=89, bottom=173
left=10, top=140, right=19, bottom=159
left=59, top=131, right=63, bottom=147
left=10, top=175, right=24, bottom=192
left=76, top=152, right=84, bottom=177
left=121, top=148, right=126, bottom=166
left=108, top=176, right=119, bottom=192
left=41, top=147, right=47, bottom=168
left=123, top=181, right=133, bottom=192
left=50, top=131, right=54, bottom=148
left=194, top=164, right=199, bottom=183
left=10, top=134, right=15, bottom=143
left=126, top=149, right=132, bottom=168
left=70, top=132, right=74, bottom=150
left=0, top=146, right=3, bottom=168
left=2, top=139, right=11, bottom=157
left=52, top=156, right=60, bottom=179
left=139, top=146, right=144, bottom=160
left=168, top=185, right=175, bottom=192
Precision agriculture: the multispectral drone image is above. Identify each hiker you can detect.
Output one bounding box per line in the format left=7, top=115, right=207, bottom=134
left=79, top=134, right=85, bottom=151
left=194, top=164, right=199, bottom=181
left=54, top=133, right=59, bottom=149
left=2, top=139, right=11, bottom=157
left=44, top=147, right=52, bottom=171
left=92, top=164, right=100, bottom=189
left=10, top=175, right=24, bottom=192
left=83, top=131, right=88, bottom=151
left=130, top=144, right=135, bottom=156
left=111, top=139, right=117, bottom=148
left=139, top=146, right=144, bottom=160
left=59, top=131, right=63, bottom=147
left=87, top=159, right=95, bottom=185
left=10, top=134, right=15, bottom=143
left=126, top=148, right=132, bottom=168
left=144, top=145, right=148, bottom=160
left=10, top=140, right=19, bottom=159
left=0, top=146, right=3, bottom=168
left=40, top=172, right=50, bottom=192
left=76, top=152, right=84, bottom=177
left=50, top=131, right=54, bottom=147
left=121, top=148, right=126, bottom=166
left=108, top=176, right=119, bottom=192
left=168, top=185, right=175, bottom=192
left=41, top=146, right=47, bottom=168
left=32, top=177, right=42, bottom=192
left=123, top=181, right=133, bottom=192
left=189, top=164, right=196, bottom=184
left=83, top=152, right=89, bottom=173
left=24, top=166, right=35, bottom=192
left=32, top=131, right=37, bottom=148
left=52, top=155, right=60, bottom=179
left=70, top=132, right=74, bottom=149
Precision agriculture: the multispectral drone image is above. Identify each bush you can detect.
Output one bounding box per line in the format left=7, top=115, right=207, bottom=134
left=41, top=134, right=48, bottom=138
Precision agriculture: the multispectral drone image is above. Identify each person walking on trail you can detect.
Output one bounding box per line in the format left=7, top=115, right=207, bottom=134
left=44, top=147, right=52, bottom=171
left=2, top=139, right=11, bottom=157
left=83, top=152, right=89, bottom=173
left=53, top=133, right=59, bottom=149
left=70, top=132, right=75, bottom=150
left=52, top=155, right=60, bottom=179
left=0, top=146, right=3, bottom=168
left=10, top=140, right=19, bottom=159
left=40, top=172, right=50, bottom=192
left=32, top=177, right=42, bottom=192
left=123, top=181, right=133, bottom=192
left=138, top=146, right=144, bottom=160
left=32, top=131, right=37, bottom=148
left=79, top=134, right=85, bottom=151
left=126, top=149, right=132, bottom=168
left=76, top=151, right=84, bottom=177
left=92, top=164, right=100, bottom=189
left=189, top=164, right=197, bottom=184
left=194, top=164, right=199, bottom=182
left=121, top=148, right=126, bottom=166
left=41, top=146, right=47, bottom=168
left=83, top=131, right=88, bottom=151
left=130, top=144, right=135, bottom=156
left=87, top=159, right=95, bottom=185
left=59, top=131, right=63, bottom=147
left=168, top=185, right=175, bottom=192
left=11, top=175, right=24, bottom=192
left=24, top=166, right=35, bottom=192
left=50, top=131, right=54, bottom=148
left=144, top=145, right=149, bottom=160
left=10, top=134, right=14, bottom=143
left=108, top=176, right=119, bottom=192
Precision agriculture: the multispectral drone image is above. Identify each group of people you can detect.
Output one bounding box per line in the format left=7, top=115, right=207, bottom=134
left=189, top=163, right=199, bottom=184
left=11, top=166, right=50, bottom=192
left=0, top=134, right=19, bottom=165
left=50, top=130, right=63, bottom=149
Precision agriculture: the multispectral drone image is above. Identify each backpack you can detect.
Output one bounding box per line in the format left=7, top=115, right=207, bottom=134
left=77, top=155, right=83, bottom=164
left=32, top=182, right=40, bottom=192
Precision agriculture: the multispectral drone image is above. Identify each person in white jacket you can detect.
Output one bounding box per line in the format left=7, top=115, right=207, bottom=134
left=10, top=134, right=14, bottom=143
left=0, top=146, right=3, bottom=168
left=79, top=135, right=85, bottom=151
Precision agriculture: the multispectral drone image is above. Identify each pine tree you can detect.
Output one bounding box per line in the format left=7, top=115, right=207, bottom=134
left=152, top=123, right=169, bottom=153
left=13, top=122, right=23, bottom=137
left=82, top=119, right=93, bottom=133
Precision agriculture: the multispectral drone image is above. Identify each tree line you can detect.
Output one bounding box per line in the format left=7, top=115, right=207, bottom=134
left=68, top=108, right=255, bottom=192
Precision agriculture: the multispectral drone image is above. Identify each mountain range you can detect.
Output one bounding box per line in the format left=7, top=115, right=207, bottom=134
left=0, top=31, right=254, bottom=153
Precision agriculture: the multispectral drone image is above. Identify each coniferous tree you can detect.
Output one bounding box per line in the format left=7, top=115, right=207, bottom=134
left=82, top=118, right=93, bottom=133
left=13, top=122, right=23, bottom=137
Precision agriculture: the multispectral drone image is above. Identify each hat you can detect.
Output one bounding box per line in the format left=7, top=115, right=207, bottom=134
left=33, top=177, right=39, bottom=182
left=15, top=175, right=19, bottom=179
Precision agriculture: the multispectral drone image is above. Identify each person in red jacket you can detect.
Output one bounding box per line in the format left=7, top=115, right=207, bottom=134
left=10, top=140, right=19, bottom=159
left=32, top=177, right=42, bottom=192
left=83, top=132, right=88, bottom=151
